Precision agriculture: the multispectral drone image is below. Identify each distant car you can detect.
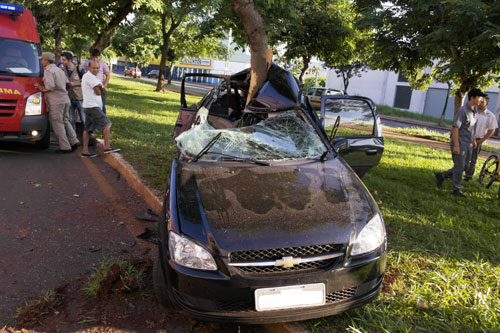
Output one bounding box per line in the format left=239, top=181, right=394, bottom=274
left=147, top=69, right=159, bottom=79
left=124, top=67, right=141, bottom=78
left=153, top=63, right=386, bottom=324
left=306, top=87, right=344, bottom=109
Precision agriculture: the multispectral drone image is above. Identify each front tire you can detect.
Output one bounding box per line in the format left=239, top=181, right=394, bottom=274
left=153, top=252, right=173, bottom=308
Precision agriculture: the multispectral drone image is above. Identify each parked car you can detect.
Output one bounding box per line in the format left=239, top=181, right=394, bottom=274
left=154, top=64, right=385, bottom=324
left=147, top=69, right=159, bottom=79
left=306, top=86, right=344, bottom=109
left=124, top=67, right=141, bottom=78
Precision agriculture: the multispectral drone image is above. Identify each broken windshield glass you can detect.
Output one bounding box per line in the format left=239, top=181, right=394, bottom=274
left=175, top=110, right=326, bottom=161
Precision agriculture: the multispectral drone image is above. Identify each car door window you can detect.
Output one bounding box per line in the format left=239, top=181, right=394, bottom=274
left=321, top=97, right=375, bottom=137
left=314, top=88, right=325, bottom=97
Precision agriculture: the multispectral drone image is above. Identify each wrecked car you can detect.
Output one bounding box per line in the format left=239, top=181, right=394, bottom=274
left=153, top=63, right=385, bottom=323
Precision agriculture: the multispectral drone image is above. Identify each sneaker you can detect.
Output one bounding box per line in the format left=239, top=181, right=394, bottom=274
left=55, top=149, right=72, bottom=154
left=81, top=152, right=98, bottom=158
left=434, top=172, right=444, bottom=189
left=71, top=142, right=80, bottom=151
left=452, top=189, right=466, bottom=197
left=104, top=147, right=121, bottom=154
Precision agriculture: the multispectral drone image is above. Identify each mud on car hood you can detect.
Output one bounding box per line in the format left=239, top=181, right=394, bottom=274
left=173, top=158, right=376, bottom=252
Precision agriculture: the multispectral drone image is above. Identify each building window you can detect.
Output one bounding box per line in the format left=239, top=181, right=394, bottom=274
left=394, top=86, right=412, bottom=109
left=398, top=72, right=408, bottom=82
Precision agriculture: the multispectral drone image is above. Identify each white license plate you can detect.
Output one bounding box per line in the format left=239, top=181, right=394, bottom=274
left=255, top=283, right=325, bottom=311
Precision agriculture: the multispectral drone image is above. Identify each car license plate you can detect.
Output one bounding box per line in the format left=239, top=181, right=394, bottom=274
left=255, top=283, right=325, bottom=311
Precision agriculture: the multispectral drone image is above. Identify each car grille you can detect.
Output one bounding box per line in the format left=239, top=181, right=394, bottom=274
left=229, top=243, right=344, bottom=275
left=0, top=99, right=17, bottom=117
left=215, top=287, right=357, bottom=312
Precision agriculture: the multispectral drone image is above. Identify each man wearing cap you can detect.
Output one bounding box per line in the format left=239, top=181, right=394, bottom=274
left=465, top=95, right=498, bottom=180
left=435, top=88, right=486, bottom=197
left=35, top=52, right=79, bottom=153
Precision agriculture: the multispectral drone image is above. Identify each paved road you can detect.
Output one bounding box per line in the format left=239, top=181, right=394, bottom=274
left=0, top=139, right=151, bottom=324
left=381, top=118, right=500, bottom=149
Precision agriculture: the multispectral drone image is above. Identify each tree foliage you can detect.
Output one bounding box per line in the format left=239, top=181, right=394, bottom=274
left=356, top=0, right=500, bottom=111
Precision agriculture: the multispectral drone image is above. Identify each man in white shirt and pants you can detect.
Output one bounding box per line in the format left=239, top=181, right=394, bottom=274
left=465, top=95, right=498, bottom=180
left=81, top=60, right=120, bottom=157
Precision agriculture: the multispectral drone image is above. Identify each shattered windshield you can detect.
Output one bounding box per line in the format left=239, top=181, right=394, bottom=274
left=175, top=110, right=326, bottom=161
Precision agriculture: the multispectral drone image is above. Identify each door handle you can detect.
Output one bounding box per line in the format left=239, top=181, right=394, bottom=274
left=366, top=149, right=378, bottom=155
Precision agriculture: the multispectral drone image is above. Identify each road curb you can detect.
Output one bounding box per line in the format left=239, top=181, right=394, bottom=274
left=96, top=140, right=163, bottom=214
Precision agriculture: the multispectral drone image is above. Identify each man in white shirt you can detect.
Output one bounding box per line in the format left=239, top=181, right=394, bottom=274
left=465, top=95, right=498, bottom=180
left=81, top=60, right=120, bottom=157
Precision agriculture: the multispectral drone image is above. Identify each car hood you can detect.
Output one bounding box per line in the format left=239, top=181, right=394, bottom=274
left=174, top=158, right=376, bottom=252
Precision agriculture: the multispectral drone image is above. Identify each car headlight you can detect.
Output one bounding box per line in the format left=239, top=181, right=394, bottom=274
left=351, top=214, right=386, bottom=256
left=25, top=92, right=42, bottom=116
left=169, top=231, right=217, bottom=271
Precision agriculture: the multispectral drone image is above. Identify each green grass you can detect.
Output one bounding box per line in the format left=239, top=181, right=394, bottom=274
left=377, top=104, right=453, bottom=126
left=105, top=74, right=202, bottom=191
left=106, top=76, right=500, bottom=331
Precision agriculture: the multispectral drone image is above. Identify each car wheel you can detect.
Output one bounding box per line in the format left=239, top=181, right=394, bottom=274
left=153, top=251, right=173, bottom=308
left=35, top=122, right=50, bottom=149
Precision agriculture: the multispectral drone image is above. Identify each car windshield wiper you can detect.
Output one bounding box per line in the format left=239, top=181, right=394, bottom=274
left=210, top=152, right=270, bottom=166
left=191, top=132, right=222, bottom=162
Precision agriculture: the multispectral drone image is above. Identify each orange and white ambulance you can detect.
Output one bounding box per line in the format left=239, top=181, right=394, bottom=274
left=0, top=3, right=49, bottom=148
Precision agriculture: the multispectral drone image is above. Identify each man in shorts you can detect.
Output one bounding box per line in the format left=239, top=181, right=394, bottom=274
left=81, top=60, right=120, bottom=157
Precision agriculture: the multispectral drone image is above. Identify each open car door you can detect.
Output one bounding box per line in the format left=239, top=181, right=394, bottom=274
left=320, top=95, right=384, bottom=177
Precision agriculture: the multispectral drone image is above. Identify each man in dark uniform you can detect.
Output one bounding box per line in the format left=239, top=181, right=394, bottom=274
left=435, top=88, right=486, bottom=197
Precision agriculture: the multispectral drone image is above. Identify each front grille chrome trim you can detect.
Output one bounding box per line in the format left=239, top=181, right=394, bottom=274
left=228, top=252, right=344, bottom=267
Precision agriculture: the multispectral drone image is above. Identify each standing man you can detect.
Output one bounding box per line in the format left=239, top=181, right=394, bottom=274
left=83, top=49, right=110, bottom=114
left=81, top=60, right=120, bottom=157
left=35, top=52, right=79, bottom=153
left=465, top=95, right=498, bottom=180
left=435, top=88, right=486, bottom=197
left=60, top=51, right=85, bottom=131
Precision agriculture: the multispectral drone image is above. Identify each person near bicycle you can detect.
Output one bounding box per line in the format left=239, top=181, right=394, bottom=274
left=465, top=95, right=498, bottom=181
left=435, top=88, right=486, bottom=197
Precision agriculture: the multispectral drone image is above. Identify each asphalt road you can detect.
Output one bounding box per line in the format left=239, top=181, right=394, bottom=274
left=0, top=139, right=151, bottom=324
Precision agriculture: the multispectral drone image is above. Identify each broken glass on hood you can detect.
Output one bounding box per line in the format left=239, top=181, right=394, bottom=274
left=175, top=110, right=326, bottom=162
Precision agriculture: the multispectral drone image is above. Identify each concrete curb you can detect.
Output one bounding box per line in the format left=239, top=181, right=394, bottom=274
left=96, top=140, right=163, bottom=214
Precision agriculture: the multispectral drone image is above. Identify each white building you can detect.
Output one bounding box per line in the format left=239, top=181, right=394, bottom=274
left=326, top=69, right=500, bottom=121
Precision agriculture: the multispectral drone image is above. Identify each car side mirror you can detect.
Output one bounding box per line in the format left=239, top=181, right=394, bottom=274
left=334, top=139, right=349, bottom=153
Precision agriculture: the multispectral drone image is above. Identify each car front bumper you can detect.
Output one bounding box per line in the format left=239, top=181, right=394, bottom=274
left=162, top=252, right=386, bottom=324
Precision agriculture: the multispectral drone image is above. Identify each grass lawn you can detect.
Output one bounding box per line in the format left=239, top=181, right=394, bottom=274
left=106, top=75, right=499, bottom=331
left=377, top=104, right=454, bottom=126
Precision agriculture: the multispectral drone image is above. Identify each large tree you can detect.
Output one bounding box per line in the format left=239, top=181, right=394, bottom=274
left=357, top=0, right=500, bottom=112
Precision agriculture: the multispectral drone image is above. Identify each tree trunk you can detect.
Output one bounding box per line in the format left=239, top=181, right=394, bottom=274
left=54, top=26, right=62, bottom=64
left=298, top=55, right=310, bottom=83
left=90, top=0, right=135, bottom=52
left=156, top=14, right=182, bottom=92
left=438, top=82, right=451, bottom=126
left=454, top=88, right=467, bottom=115
left=167, top=61, right=175, bottom=84
left=232, top=0, right=270, bottom=105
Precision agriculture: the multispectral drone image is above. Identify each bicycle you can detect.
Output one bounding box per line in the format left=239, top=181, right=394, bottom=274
left=478, top=154, right=500, bottom=199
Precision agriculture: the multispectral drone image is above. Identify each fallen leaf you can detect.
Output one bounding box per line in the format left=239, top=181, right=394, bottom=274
left=417, top=299, right=429, bottom=309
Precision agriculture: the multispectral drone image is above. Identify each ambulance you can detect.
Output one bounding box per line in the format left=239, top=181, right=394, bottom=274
left=0, top=3, right=49, bottom=148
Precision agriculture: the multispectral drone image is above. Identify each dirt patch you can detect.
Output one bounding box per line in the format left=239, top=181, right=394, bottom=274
left=6, top=256, right=265, bottom=333
left=381, top=270, right=400, bottom=295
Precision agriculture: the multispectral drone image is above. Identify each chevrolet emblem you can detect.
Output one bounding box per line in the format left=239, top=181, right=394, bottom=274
left=275, top=256, right=301, bottom=268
